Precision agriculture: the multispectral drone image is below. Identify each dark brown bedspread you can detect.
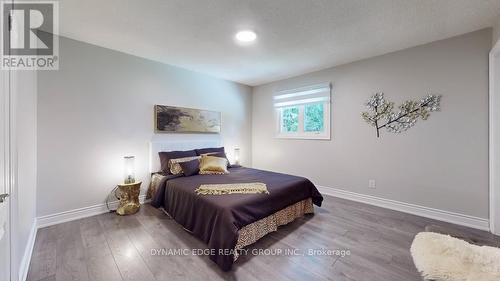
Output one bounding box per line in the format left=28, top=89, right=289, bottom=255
left=151, top=167, right=323, bottom=271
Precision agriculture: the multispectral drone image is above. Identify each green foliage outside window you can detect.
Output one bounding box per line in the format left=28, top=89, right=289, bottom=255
left=304, top=103, right=324, bottom=132
left=281, top=106, right=299, bottom=132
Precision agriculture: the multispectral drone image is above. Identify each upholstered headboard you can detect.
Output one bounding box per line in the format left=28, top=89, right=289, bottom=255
left=149, top=140, right=222, bottom=173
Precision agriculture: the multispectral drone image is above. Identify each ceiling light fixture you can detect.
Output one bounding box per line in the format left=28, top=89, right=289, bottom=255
left=235, top=30, right=257, bottom=43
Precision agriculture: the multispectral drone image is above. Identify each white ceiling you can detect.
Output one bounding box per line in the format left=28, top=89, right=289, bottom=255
left=54, top=0, right=500, bottom=86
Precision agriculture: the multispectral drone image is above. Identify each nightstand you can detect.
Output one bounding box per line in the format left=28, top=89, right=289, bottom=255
left=116, top=181, right=142, bottom=215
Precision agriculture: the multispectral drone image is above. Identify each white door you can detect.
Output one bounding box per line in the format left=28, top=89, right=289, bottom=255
left=0, top=1, right=12, bottom=279
left=0, top=62, right=11, bottom=281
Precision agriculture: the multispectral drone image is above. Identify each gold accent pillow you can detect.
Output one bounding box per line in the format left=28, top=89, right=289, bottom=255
left=169, top=156, right=201, bottom=175
left=199, top=155, right=229, bottom=175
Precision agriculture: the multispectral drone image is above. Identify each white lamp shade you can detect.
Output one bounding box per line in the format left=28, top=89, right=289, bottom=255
left=234, top=148, right=240, bottom=165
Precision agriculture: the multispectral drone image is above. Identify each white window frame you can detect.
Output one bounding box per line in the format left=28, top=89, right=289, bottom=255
left=274, top=83, right=331, bottom=140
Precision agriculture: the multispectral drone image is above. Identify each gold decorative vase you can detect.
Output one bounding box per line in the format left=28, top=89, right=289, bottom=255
left=116, top=181, right=141, bottom=215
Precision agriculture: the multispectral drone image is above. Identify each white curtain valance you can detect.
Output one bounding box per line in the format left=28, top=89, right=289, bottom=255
left=273, top=83, right=331, bottom=108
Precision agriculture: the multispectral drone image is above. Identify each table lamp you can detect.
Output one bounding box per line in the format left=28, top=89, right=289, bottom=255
left=124, top=156, right=136, bottom=184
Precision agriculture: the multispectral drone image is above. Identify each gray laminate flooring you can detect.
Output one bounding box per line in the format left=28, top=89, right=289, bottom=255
left=27, top=195, right=500, bottom=281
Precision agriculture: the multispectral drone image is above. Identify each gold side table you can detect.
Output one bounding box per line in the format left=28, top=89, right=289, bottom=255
left=116, top=181, right=142, bottom=215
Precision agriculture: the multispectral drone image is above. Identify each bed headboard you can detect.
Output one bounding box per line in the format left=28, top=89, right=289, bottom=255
left=149, top=140, right=222, bottom=173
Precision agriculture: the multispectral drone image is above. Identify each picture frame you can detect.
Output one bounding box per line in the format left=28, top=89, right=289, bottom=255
left=154, top=105, right=221, bottom=133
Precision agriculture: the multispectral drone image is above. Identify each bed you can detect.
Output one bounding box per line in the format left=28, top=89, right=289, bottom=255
left=148, top=141, right=323, bottom=271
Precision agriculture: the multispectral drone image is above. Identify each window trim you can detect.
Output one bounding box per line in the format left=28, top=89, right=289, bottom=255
left=275, top=102, right=331, bottom=140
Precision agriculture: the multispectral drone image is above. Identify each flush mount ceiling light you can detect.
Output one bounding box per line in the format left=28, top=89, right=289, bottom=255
left=235, top=30, right=257, bottom=43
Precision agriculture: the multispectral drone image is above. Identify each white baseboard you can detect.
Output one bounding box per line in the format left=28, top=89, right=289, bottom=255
left=37, top=195, right=149, bottom=229
left=317, top=186, right=490, bottom=231
left=35, top=186, right=490, bottom=231
left=19, top=219, right=37, bottom=281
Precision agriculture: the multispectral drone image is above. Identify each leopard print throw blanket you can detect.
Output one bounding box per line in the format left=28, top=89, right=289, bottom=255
left=195, top=183, right=269, bottom=195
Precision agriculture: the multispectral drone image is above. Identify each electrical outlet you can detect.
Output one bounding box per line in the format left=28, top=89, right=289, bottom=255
left=368, top=179, right=376, bottom=188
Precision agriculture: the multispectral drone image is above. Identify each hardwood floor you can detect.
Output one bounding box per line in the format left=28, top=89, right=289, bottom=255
left=27, top=195, right=500, bottom=281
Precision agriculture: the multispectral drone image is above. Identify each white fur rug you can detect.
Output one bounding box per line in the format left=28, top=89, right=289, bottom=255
left=411, top=232, right=500, bottom=281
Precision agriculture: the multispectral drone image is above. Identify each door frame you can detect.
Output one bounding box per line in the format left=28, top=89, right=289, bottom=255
left=490, top=39, right=500, bottom=235
left=1, top=39, right=12, bottom=281
left=0, top=63, right=12, bottom=278
left=2, top=0, right=14, bottom=279
left=2, top=68, right=12, bottom=281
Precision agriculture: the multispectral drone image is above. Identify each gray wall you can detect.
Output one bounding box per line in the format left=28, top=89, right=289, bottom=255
left=37, top=36, right=252, bottom=217
left=493, top=15, right=500, bottom=46
left=252, top=29, right=491, bottom=218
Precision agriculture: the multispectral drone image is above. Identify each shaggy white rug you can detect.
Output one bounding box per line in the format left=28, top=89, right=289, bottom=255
left=411, top=232, right=500, bottom=281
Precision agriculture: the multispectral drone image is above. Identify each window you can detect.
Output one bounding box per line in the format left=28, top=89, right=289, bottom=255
left=274, top=83, right=331, bottom=139
left=304, top=103, right=324, bottom=132
left=281, top=106, right=299, bottom=132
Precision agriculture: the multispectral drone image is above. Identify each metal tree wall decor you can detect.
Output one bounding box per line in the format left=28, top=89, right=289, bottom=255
left=361, top=93, right=441, bottom=137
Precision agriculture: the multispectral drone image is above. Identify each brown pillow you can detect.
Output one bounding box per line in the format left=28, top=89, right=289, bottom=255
left=169, top=156, right=201, bottom=175
left=199, top=155, right=229, bottom=175
left=159, top=150, right=197, bottom=174
left=179, top=158, right=200, bottom=176
left=195, top=147, right=225, bottom=156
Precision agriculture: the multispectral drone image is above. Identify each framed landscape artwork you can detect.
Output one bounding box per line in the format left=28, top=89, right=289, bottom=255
left=154, top=105, right=221, bottom=133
